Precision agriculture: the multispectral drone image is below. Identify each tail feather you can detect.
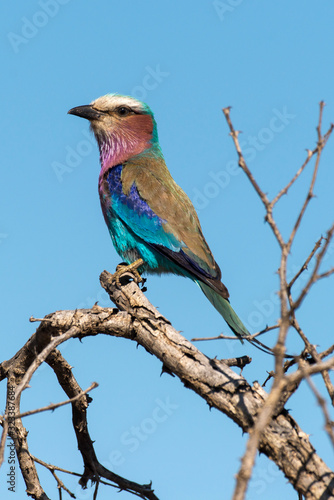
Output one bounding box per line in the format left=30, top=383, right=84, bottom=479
left=197, top=281, right=276, bottom=356
left=197, top=281, right=248, bottom=343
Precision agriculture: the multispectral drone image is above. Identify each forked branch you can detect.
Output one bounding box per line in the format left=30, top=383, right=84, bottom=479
left=222, top=103, right=334, bottom=500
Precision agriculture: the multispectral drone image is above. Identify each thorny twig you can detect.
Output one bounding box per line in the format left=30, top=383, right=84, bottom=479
left=191, top=324, right=279, bottom=342
left=288, top=237, right=323, bottom=291
left=13, top=382, right=98, bottom=420
left=31, top=455, right=121, bottom=489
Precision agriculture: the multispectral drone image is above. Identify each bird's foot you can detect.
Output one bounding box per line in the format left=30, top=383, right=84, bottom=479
left=113, top=259, right=144, bottom=287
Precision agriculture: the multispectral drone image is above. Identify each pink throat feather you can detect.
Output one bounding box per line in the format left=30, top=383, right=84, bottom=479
left=98, top=132, right=148, bottom=171
left=97, top=129, right=153, bottom=195
left=96, top=111, right=156, bottom=197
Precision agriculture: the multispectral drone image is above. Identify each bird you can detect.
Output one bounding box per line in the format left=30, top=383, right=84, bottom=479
left=68, top=94, right=270, bottom=353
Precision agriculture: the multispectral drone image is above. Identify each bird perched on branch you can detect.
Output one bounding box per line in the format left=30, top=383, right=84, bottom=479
left=68, top=94, right=268, bottom=353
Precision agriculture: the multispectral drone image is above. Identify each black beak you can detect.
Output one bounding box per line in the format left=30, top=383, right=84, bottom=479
left=68, top=105, right=103, bottom=121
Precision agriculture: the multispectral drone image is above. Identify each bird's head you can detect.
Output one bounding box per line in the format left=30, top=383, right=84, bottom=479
left=68, top=94, right=159, bottom=168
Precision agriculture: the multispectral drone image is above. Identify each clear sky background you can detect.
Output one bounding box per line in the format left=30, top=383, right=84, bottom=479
left=1, top=1, right=334, bottom=499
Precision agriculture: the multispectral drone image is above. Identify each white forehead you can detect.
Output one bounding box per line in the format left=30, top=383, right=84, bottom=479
left=91, top=93, right=146, bottom=113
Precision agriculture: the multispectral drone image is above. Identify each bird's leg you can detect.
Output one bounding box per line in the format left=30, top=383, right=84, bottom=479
left=113, top=258, right=144, bottom=287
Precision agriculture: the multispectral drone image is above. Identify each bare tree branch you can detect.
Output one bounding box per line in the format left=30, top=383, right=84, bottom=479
left=292, top=223, right=334, bottom=311
left=287, top=103, right=334, bottom=252
left=302, top=369, right=334, bottom=448
left=271, top=148, right=313, bottom=206
left=223, top=102, right=334, bottom=500
left=99, top=271, right=334, bottom=500
left=222, top=107, right=285, bottom=249
left=31, top=455, right=121, bottom=490
left=45, top=348, right=159, bottom=500
left=0, top=318, right=159, bottom=500
left=1, top=272, right=334, bottom=498
left=4, top=378, right=50, bottom=499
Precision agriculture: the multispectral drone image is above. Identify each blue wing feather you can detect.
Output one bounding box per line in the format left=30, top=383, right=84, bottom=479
left=106, top=165, right=182, bottom=252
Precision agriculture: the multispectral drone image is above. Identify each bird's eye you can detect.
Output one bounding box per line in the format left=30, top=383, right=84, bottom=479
left=116, top=106, right=131, bottom=117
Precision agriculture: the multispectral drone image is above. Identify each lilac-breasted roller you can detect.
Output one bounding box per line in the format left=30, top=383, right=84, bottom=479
left=68, top=94, right=266, bottom=352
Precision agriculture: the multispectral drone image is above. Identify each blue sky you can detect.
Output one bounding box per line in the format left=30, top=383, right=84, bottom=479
left=1, top=1, right=334, bottom=499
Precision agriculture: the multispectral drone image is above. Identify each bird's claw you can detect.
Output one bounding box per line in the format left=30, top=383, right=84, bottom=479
left=113, top=259, right=144, bottom=287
